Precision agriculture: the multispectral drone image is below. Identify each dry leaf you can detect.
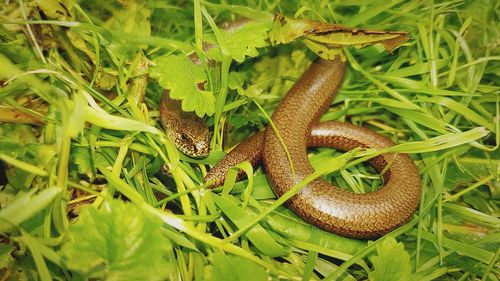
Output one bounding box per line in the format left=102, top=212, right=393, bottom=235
left=269, top=13, right=408, bottom=59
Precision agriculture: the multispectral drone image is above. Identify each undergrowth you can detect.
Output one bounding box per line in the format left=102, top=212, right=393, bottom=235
left=0, top=0, right=498, bottom=280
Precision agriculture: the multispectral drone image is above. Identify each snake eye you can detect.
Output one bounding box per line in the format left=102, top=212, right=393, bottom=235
left=180, top=133, right=197, bottom=147
left=180, top=133, right=191, bottom=142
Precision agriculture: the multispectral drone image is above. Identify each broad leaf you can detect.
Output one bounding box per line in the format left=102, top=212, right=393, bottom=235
left=204, top=252, right=268, bottom=281
left=60, top=200, right=175, bottom=280
left=150, top=55, right=215, bottom=117
left=207, top=20, right=272, bottom=62
left=369, top=237, right=413, bottom=281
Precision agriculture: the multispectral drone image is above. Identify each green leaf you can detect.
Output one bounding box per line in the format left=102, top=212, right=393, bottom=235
left=105, top=1, right=151, bottom=38
left=84, top=104, right=161, bottom=134
left=263, top=206, right=366, bottom=257
left=0, top=240, right=31, bottom=281
left=227, top=113, right=265, bottom=129
left=207, top=20, right=271, bottom=63
left=66, top=31, right=97, bottom=63
left=212, top=194, right=289, bottom=257
left=419, top=231, right=496, bottom=264
left=202, top=2, right=272, bottom=21
left=0, top=124, right=38, bottom=158
left=389, top=127, right=489, bottom=154
left=150, top=54, right=215, bottom=117
left=369, top=237, right=413, bottom=281
left=60, top=200, right=175, bottom=280
left=0, top=188, right=60, bottom=232
left=32, top=0, right=74, bottom=20
left=0, top=241, right=15, bottom=268
left=70, top=145, right=92, bottom=175
left=204, top=252, right=268, bottom=281
left=67, top=92, right=86, bottom=138
left=0, top=154, right=47, bottom=177
left=228, top=71, right=247, bottom=89
left=104, top=0, right=151, bottom=51
left=251, top=49, right=308, bottom=95
left=419, top=97, right=495, bottom=131
left=444, top=151, right=498, bottom=191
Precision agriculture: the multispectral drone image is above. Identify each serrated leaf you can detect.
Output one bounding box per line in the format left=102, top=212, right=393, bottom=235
left=204, top=252, right=268, bottom=281
left=150, top=55, right=215, bottom=117
left=228, top=71, right=247, bottom=90
left=228, top=71, right=262, bottom=97
left=369, top=237, right=413, bottom=281
left=207, top=20, right=272, bottom=63
left=60, top=200, right=175, bottom=280
left=70, top=146, right=92, bottom=175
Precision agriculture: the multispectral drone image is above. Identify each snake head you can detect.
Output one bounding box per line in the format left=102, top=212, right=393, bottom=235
left=160, top=92, right=211, bottom=158
left=164, top=115, right=211, bottom=158
left=174, top=129, right=210, bottom=158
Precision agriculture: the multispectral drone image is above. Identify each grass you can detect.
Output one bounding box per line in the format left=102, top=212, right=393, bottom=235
left=0, top=0, right=498, bottom=280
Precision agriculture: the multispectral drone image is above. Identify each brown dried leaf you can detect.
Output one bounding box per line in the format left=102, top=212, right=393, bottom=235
left=269, top=13, right=408, bottom=53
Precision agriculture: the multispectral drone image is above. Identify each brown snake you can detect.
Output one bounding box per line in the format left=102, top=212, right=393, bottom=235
left=160, top=92, right=210, bottom=158
left=160, top=51, right=421, bottom=239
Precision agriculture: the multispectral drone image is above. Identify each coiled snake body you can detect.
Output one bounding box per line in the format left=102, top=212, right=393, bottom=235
left=161, top=57, right=421, bottom=239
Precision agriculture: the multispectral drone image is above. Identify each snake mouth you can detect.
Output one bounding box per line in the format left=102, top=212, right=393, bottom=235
left=175, top=139, right=210, bottom=158
left=194, top=142, right=210, bottom=157
left=190, top=144, right=210, bottom=158
left=164, top=129, right=210, bottom=158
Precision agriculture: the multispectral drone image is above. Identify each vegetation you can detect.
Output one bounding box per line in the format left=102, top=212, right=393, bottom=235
left=0, top=0, right=498, bottom=280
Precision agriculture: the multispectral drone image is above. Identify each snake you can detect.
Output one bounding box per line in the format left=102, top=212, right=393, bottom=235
left=159, top=49, right=421, bottom=239
left=160, top=91, right=210, bottom=158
